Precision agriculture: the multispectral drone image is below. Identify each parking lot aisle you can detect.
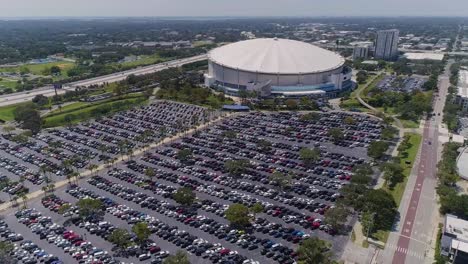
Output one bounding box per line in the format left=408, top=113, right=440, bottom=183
left=56, top=188, right=185, bottom=263
left=3, top=210, right=77, bottom=264
left=98, top=169, right=302, bottom=251
left=0, top=113, right=236, bottom=213
left=77, top=180, right=273, bottom=263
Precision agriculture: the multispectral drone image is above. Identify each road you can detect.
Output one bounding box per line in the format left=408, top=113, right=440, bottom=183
left=0, top=54, right=207, bottom=107
left=378, top=61, right=452, bottom=264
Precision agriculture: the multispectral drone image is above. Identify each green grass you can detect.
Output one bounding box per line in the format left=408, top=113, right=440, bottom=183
left=117, top=54, right=168, bottom=68
left=43, top=96, right=147, bottom=127
left=373, top=230, right=390, bottom=244
left=400, top=119, right=420, bottom=129
left=0, top=104, right=19, bottom=121
left=384, top=133, right=423, bottom=205
left=0, top=61, right=75, bottom=78
left=0, top=79, right=17, bottom=89
left=340, top=73, right=383, bottom=111
left=48, top=102, right=90, bottom=115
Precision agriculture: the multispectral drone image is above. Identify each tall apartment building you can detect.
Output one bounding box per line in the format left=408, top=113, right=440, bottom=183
left=374, top=29, right=399, bottom=60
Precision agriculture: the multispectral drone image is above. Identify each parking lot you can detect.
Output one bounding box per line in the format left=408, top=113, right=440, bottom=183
left=0, top=108, right=384, bottom=264
left=376, top=75, right=427, bottom=92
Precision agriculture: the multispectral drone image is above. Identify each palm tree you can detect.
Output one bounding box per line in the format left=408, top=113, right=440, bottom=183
left=87, top=164, right=98, bottom=176
left=40, top=165, right=50, bottom=185
left=47, top=183, right=55, bottom=195
left=41, top=186, right=48, bottom=197
left=20, top=194, right=27, bottom=209
left=11, top=196, right=18, bottom=207
left=66, top=174, right=72, bottom=186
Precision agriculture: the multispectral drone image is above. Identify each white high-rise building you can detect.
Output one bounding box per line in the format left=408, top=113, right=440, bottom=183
left=374, top=29, right=399, bottom=60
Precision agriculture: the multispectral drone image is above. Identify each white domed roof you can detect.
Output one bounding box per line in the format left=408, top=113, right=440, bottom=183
left=208, top=38, right=345, bottom=75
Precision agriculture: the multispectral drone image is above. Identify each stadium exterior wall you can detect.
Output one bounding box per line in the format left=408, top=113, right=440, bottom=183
left=208, top=60, right=343, bottom=87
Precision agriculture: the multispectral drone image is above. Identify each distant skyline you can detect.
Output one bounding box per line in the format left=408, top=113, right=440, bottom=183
left=1, top=0, right=468, bottom=18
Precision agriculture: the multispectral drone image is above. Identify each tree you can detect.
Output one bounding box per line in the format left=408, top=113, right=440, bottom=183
left=109, top=228, right=132, bottom=250
left=143, top=87, right=154, bottom=98
left=368, top=141, right=389, bottom=160
left=328, top=128, right=344, bottom=142
left=250, top=202, right=264, bottom=219
left=324, top=204, right=349, bottom=233
left=382, top=162, right=404, bottom=188
left=176, top=148, right=193, bottom=163
left=381, top=126, right=398, bottom=140
left=285, top=99, right=298, bottom=110
left=58, top=204, right=71, bottom=215
left=76, top=198, right=104, bottom=219
left=50, top=66, right=62, bottom=75
left=257, top=139, right=272, bottom=151
left=297, top=237, right=333, bottom=264
left=225, top=203, right=251, bottom=228
left=222, top=130, right=237, bottom=139
left=163, top=250, right=190, bottom=264
left=344, top=116, right=355, bottom=125
left=144, top=167, right=155, bottom=180
left=224, top=159, right=249, bottom=179
left=351, top=164, right=373, bottom=185
left=3, top=126, right=15, bottom=135
left=269, top=171, right=292, bottom=191
left=356, top=71, right=368, bottom=84
left=13, top=103, right=42, bottom=134
left=299, top=147, right=320, bottom=166
left=300, top=112, right=320, bottom=122
left=32, top=94, right=49, bottom=107
left=113, top=83, right=128, bottom=97
left=132, top=222, right=151, bottom=245
left=173, top=187, right=196, bottom=207
left=362, top=189, right=397, bottom=232
left=0, top=241, right=15, bottom=264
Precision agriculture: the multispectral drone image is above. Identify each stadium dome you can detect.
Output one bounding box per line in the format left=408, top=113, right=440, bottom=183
left=204, top=38, right=352, bottom=97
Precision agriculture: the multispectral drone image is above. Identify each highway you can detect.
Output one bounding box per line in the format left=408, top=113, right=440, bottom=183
left=0, top=54, right=207, bottom=107
left=378, top=61, right=451, bottom=264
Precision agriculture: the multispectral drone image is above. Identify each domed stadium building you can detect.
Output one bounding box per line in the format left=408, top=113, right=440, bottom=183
left=204, top=38, right=352, bottom=97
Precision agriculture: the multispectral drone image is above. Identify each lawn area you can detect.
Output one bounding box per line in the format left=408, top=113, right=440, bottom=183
left=48, top=102, right=90, bottom=115
left=384, top=132, right=423, bottom=205
left=340, top=73, right=383, bottom=111
left=0, top=102, right=30, bottom=121
left=0, top=104, right=18, bottom=121
left=43, top=96, right=147, bottom=128
left=118, top=54, right=168, bottom=68
left=400, top=119, right=420, bottom=129
left=0, top=79, right=17, bottom=89
left=0, top=61, right=75, bottom=78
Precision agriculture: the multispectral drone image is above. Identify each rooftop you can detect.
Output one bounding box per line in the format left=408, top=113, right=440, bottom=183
left=457, top=146, right=468, bottom=180
left=445, top=214, right=468, bottom=242
left=404, top=52, right=444, bottom=61
left=458, top=70, right=468, bottom=99
left=208, top=38, right=345, bottom=75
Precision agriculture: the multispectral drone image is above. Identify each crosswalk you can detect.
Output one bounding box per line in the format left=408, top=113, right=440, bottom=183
left=386, top=243, right=425, bottom=260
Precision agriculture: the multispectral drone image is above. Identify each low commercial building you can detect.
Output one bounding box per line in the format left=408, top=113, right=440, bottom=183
left=455, top=70, right=468, bottom=112
left=404, top=52, right=445, bottom=61
left=456, top=146, right=468, bottom=180
left=353, top=45, right=370, bottom=60
left=441, top=214, right=468, bottom=263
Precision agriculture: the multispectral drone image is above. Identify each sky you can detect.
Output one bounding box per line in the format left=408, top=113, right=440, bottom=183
left=0, top=0, right=467, bottom=18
